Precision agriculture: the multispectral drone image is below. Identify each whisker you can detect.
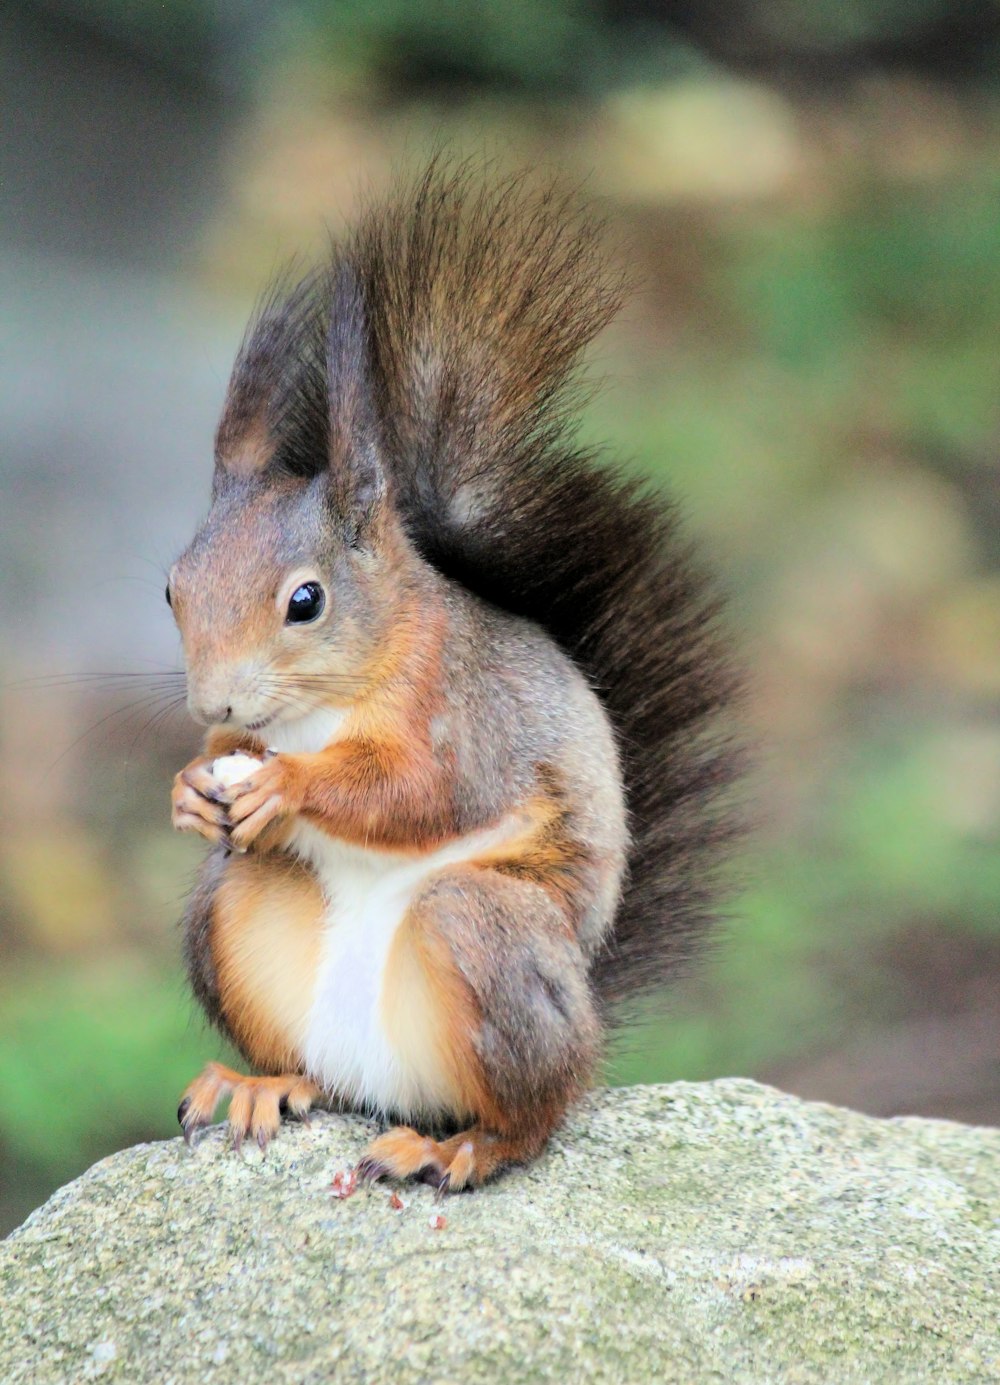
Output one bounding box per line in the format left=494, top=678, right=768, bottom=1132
left=5, top=671, right=186, bottom=692
left=88, top=576, right=174, bottom=595
left=260, top=692, right=316, bottom=718
left=127, top=554, right=172, bottom=579
left=124, top=657, right=187, bottom=672
left=259, top=678, right=367, bottom=686
left=44, top=689, right=186, bottom=774
left=123, top=694, right=189, bottom=762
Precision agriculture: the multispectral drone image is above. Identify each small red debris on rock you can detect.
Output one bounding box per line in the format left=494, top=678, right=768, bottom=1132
left=389, top=1192, right=406, bottom=1211
left=428, top=1212, right=447, bottom=1230
left=331, top=1169, right=358, bottom=1200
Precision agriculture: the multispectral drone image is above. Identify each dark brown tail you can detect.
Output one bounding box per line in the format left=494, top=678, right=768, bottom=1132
left=349, top=163, right=743, bottom=1016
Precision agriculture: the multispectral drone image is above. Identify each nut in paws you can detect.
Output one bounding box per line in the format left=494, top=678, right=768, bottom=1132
left=216, top=752, right=299, bottom=849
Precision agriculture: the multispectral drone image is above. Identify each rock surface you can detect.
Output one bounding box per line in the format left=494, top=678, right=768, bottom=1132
left=2, top=1079, right=997, bottom=1383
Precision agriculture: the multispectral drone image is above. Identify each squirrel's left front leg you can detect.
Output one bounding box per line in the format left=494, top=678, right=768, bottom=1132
left=217, top=738, right=457, bottom=855
left=358, top=866, right=602, bottom=1193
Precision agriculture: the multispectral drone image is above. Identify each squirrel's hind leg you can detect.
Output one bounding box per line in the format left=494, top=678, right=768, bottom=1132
left=358, top=864, right=602, bottom=1193
left=357, top=1123, right=550, bottom=1195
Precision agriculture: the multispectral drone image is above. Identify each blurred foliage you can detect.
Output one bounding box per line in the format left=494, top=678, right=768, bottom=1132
left=295, top=0, right=624, bottom=95
left=611, top=726, right=1000, bottom=1083
left=4, top=2, right=1000, bottom=1234
left=0, top=960, right=211, bottom=1177
left=25, top=0, right=1000, bottom=95
left=284, top=0, right=1000, bottom=94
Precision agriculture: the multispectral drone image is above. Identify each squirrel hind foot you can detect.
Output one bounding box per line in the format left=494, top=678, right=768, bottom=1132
left=177, top=1061, right=318, bottom=1152
left=356, top=1123, right=544, bottom=1195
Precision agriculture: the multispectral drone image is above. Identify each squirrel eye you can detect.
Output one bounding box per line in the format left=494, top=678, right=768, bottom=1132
left=286, top=581, right=325, bottom=624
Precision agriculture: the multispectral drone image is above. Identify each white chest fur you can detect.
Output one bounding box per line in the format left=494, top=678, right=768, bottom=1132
left=286, top=816, right=516, bottom=1119
left=265, top=705, right=349, bottom=755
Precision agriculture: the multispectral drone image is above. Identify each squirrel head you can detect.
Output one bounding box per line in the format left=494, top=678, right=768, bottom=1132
left=168, top=264, right=413, bottom=734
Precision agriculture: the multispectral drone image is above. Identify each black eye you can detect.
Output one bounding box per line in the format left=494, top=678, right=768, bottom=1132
left=286, top=581, right=325, bottom=624
left=165, top=583, right=172, bottom=609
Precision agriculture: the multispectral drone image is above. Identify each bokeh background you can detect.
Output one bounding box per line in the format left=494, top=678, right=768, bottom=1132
left=2, top=0, right=999, bottom=1235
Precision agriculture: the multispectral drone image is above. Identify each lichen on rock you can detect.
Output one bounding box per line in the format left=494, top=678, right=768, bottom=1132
left=2, top=1079, right=997, bottom=1382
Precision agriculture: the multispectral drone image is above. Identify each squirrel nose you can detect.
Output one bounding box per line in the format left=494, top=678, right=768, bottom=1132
left=189, top=700, right=233, bottom=726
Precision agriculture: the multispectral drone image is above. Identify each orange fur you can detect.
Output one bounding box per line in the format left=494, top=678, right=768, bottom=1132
left=211, top=853, right=324, bottom=1072
left=283, top=713, right=458, bottom=853
left=381, top=909, right=484, bottom=1119
left=379, top=919, right=468, bottom=1113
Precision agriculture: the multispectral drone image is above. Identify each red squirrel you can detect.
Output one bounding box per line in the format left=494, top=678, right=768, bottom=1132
left=168, top=165, right=739, bottom=1192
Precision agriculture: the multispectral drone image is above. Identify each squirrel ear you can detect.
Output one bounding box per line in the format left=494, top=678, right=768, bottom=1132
left=214, top=270, right=327, bottom=481
left=327, top=259, right=386, bottom=540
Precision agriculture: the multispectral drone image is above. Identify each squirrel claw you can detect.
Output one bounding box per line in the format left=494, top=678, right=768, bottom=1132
left=181, top=1114, right=207, bottom=1148
left=355, top=1156, right=389, bottom=1186
left=177, top=1094, right=206, bottom=1146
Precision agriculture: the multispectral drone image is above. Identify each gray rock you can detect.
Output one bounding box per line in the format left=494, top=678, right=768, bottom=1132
left=2, top=1080, right=997, bottom=1383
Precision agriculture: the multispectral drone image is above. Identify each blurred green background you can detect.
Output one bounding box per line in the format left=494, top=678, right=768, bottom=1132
left=2, top=1, right=998, bottom=1235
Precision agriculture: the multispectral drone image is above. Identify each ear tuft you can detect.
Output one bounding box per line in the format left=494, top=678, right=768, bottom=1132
left=326, top=260, right=386, bottom=537
left=214, top=268, right=328, bottom=481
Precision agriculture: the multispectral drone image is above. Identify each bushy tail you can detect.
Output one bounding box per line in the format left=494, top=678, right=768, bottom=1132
left=347, top=164, right=742, bottom=1015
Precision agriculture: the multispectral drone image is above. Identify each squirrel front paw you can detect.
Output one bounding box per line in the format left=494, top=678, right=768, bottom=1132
left=216, top=752, right=299, bottom=851
left=171, top=757, right=230, bottom=845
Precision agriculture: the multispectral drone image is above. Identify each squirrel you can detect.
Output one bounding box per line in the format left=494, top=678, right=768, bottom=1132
left=168, top=164, right=739, bottom=1192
